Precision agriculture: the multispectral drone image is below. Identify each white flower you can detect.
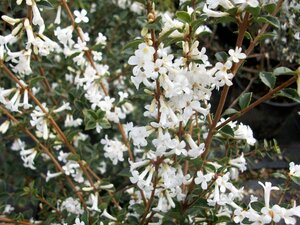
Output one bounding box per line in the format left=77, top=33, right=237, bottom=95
left=30, top=103, right=49, bottom=140
left=101, top=135, right=127, bottom=165
left=11, top=139, right=26, bottom=151
left=64, top=114, right=83, bottom=127
left=228, top=47, right=247, bottom=63
left=20, top=148, right=37, bottom=170
left=32, top=1, right=45, bottom=33
left=16, top=0, right=32, bottom=5
left=88, top=193, right=101, bottom=212
left=258, top=181, right=279, bottom=208
left=73, top=218, right=85, bottom=225
left=203, top=4, right=230, bottom=17
left=206, top=0, right=234, bottom=10
left=60, top=197, right=84, bottom=215
left=233, top=0, right=259, bottom=8
left=101, top=209, right=117, bottom=221
left=229, top=153, right=247, bottom=172
left=185, top=134, right=205, bottom=159
left=215, top=61, right=234, bottom=87
left=195, top=171, right=214, bottom=189
left=46, top=171, right=63, bottom=182
left=3, top=204, right=14, bottom=214
left=0, top=120, right=10, bottom=134
left=126, top=123, right=149, bottom=147
left=54, top=5, right=62, bottom=24
left=234, top=123, right=256, bottom=145
left=95, top=32, right=107, bottom=45
left=289, top=162, right=300, bottom=177
left=74, top=9, right=89, bottom=23
left=53, top=101, right=71, bottom=113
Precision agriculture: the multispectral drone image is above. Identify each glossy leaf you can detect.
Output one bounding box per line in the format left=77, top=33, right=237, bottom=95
left=239, top=92, right=253, bottom=109
left=259, top=72, right=276, bottom=89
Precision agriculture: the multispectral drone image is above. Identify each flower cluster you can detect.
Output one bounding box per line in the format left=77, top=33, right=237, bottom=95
left=0, top=0, right=299, bottom=225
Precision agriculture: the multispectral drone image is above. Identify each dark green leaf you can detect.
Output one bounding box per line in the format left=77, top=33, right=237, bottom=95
left=191, top=16, right=207, bottom=33
left=215, top=51, right=229, bottom=62
left=29, top=76, right=45, bottom=87
left=245, top=6, right=260, bottom=17
left=275, top=88, right=300, bottom=103
left=85, top=120, right=96, bottom=130
left=99, top=118, right=111, bottom=129
left=239, top=92, right=252, bottom=109
left=251, top=201, right=264, bottom=212
left=122, top=39, right=143, bottom=51
left=67, top=153, right=81, bottom=161
left=263, top=3, right=276, bottom=14
left=158, top=28, right=177, bottom=43
left=272, top=172, right=287, bottom=179
left=219, top=125, right=234, bottom=138
left=118, top=168, right=131, bottom=177
left=36, top=0, right=53, bottom=9
left=217, top=216, right=231, bottom=223
left=273, top=67, right=296, bottom=76
left=244, top=31, right=253, bottom=40
left=222, top=108, right=238, bottom=116
left=291, top=176, right=300, bottom=186
left=257, top=15, right=280, bottom=29
left=176, top=11, right=191, bottom=23
left=259, top=72, right=276, bottom=89
left=257, top=32, right=276, bottom=42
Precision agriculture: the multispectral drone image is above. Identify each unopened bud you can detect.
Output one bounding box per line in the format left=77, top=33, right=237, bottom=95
left=12, top=22, right=24, bottom=36
left=1, top=15, right=22, bottom=26
left=147, top=12, right=155, bottom=23
left=141, top=27, right=148, bottom=37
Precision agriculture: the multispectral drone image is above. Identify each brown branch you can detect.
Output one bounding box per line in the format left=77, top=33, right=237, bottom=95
left=60, top=0, right=134, bottom=162
left=0, top=105, right=86, bottom=208
left=202, top=0, right=285, bottom=159
left=0, top=217, right=36, bottom=225
left=0, top=62, right=97, bottom=197
left=215, top=75, right=297, bottom=130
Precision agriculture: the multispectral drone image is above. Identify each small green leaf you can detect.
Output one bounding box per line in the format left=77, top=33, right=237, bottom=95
left=272, top=172, right=287, bottom=179
left=244, top=31, right=253, bottom=40
left=259, top=72, right=276, bottom=89
left=245, top=6, right=261, bottom=17
left=222, top=108, right=238, bottom=116
left=257, top=32, right=276, bottom=42
left=273, top=67, right=296, bottom=76
left=37, top=0, right=53, bottom=9
left=263, top=3, right=276, bottom=14
left=29, top=76, right=45, bottom=87
left=158, top=28, right=177, bottom=43
left=257, top=15, right=280, bottom=29
left=251, top=201, right=264, bottom=212
left=239, top=92, right=252, bottom=109
left=85, top=120, right=96, bottom=130
left=191, top=16, right=207, bottom=33
left=217, top=216, right=231, bottom=223
left=65, top=129, right=80, bottom=141
left=118, top=168, right=131, bottom=177
left=67, top=153, right=81, bottom=161
left=291, top=176, right=300, bottom=186
left=275, top=88, right=300, bottom=103
left=215, top=51, right=229, bottom=62
left=123, top=39, right=143, bottom=51
left=176, top=11, right=191, bottom=23
left=98, top=118, right=111, bottom=129
left=219, top=125, right=234, bottom=138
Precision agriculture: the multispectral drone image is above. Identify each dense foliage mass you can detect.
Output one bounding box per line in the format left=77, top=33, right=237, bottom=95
left=0, top=0, right=299, bottom=224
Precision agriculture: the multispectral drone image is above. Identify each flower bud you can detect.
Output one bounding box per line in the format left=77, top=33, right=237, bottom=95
left=1, top=15, right=21, bottom=26
left=147, top=12, right=155, bottom=23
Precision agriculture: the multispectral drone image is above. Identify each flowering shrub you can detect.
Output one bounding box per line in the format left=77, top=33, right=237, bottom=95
left=0, top=0, right=300, bottom=224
